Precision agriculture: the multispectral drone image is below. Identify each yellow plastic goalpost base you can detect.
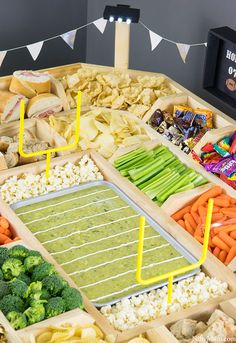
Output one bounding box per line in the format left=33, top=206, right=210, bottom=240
left=18, top=91, right=81, bottom=179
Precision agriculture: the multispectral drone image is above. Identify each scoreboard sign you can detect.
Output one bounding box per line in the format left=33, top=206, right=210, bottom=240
left=203, top=26, right=236, bottom=115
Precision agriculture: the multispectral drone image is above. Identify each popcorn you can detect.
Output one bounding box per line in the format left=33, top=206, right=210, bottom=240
left=101, top=273, right=228, bottom=331
left=0, top=155, right=103, bottom=204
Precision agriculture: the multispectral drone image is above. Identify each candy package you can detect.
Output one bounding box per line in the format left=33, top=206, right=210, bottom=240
left=198, top=131, right=236, bottom=189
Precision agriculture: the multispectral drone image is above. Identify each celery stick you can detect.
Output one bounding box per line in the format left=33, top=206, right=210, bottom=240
left=174, top=183, right=195, bottom=193
left=116, top=151, right=153, bottom=170
left=153, top=173, right=179, bottom=194
left=153, top=146, right=167, bottom=155
left=114, top=147, right=146, bottom=166
left=129, top=158, right=164, bottom=180
left=141, top=171, right=174, bottom=192
left=157, top=175, right=190, bottom=202
left=138, top=168, right=171, bottom=189
left=129, top=154, right=174, bottom=181
left=133, top=165, right=164, bottom=186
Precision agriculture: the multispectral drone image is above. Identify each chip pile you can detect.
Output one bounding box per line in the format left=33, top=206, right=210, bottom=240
left=47, top=109, right=152, bottom=158
left=60, top=68, right=175, bottom=118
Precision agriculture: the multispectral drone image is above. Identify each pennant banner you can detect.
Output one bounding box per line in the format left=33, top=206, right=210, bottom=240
left=0, top=51, right=7, bottom=67
left=149, top=30, right=162, bottom=51
left=176, top=43, right=190, bottom=63
left=27, top=41, right=44, bottom=61
left=93, top=18, right=107, bottom=34
left=61, top=29, right=77, bottom=49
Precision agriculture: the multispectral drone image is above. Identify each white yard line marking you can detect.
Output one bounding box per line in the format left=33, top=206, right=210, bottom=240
left=51, top=226, right=151, bottom=256
left=31, top=206, right=129, bottom=235
left=42, top=214, right=139, bottom=244
left=69, top=244, right=171, bottom=275
left=89, top=256, right=185, bottom=302
left=17, top=188, right=112, bottom=216
left=25, top=195, right=119, bottom=227
left=61, top=235, right=159, bottom=266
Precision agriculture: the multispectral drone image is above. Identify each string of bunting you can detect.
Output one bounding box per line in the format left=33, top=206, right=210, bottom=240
left=0, top=17, right=108, bottom=67
left=0, top=17, right=207, bottom=67
left=140, top=21, right=207, bottom=63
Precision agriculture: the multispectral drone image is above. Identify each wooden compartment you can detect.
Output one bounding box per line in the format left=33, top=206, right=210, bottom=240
left=0, top=118, right=68, bottom=171
left=143, top=92, right=235, bottom=128
left=0, top=151, right=236, bottom=342
left=162, top=297, right=236, bottom=342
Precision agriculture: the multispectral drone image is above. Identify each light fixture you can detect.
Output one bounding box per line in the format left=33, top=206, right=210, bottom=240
left=103, top=4, right=140, bottom=24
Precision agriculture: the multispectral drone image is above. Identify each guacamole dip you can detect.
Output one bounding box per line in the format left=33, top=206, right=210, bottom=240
left=14, top=184, right=190, bottom=305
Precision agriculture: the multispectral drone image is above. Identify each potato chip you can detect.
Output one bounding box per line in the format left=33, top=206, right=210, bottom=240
left=80, top=116, right=98, bottom=141
left=128, top=104, right=150, bottom=118
left=60, top=68, right=175, bottom=118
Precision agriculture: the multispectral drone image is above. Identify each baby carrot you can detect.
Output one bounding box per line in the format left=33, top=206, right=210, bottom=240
left=191, top=186, right=222, bottom=212
left=198, top=206, right=207, bottom=224
left=212, top=213, right=224, bottom=222
left=219, top=250, right=227, bottom=263
left=212, top=206, right=220, bottom=213
left=184, top=213, right=197, bottom=230
left=4, top=229, right=11, bottom=238
left=225, top=247, right=236, bottom=265
left=177, top=219, right=186, bottom=230
left=213, top=198, right=230, bottom=207
left=3, top=238, right=13, bottom=245
left=214, top=225, right=236, bottom=235
left=185, top=220, right=195, bottom=235
left=230, top=231, right=236, bottom=239
left=212, top=236, right=230, bottom=252
left=172, top=205, right=191, bottom=221
left=221, top=207, right=236, bottom=213
left=218, top=231, right=236, bottom=248
left=195, top=222, right=203, bottom=237
left=222, top=213, right=236, bottom=219
left=0, top=233, right=10, bottom=245
left=195, top=235, right=204, bottom=244
left=213, top=246, right=221, bottom=258
left=0, top=217, right=9, bottom=230
left=230, top=198, right=236, bottom=205
left=191, top=211, right=200, bottom=225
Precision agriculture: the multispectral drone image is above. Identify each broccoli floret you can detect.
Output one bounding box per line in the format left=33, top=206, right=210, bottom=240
left=62, top=287, right=83, bottom=311
left=6, top=311, right=27, bottom=330
left=41, top=288, right=50, bottom=301
left=42, top=274, right=68, bottom=296
left=24, top=304, right=45, bottom=325
left=0, top=247, right=9, bottom=267
left=9, top=279, right=28, bottom=298
left=28, top=250, right=42, bottom=257
left=17, top=273, right=31, bottom=285
left=0, top=280, right=10, bottom=299
left=2, top=258, right=25, bottom=280
left=31, top=262, right=55, bottom=282
left=0, top=295, right=24, bottom=315
left=24, top=255, right=44, bottom=273
left=26, top=282, right=42, bottom=301
left=0, top=269, right=3, bottom=281
left=45, top=297, right=65, bottom=318
left=8, top=245, right=29, bottom=260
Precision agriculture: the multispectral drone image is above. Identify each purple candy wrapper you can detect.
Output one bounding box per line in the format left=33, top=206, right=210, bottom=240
left=210, top=155, right=236, bottom=177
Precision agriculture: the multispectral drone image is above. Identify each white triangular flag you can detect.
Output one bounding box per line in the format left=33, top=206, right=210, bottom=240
left=0, top=51, right=7, bottom=67
left=27, top=41, right=44, bottom=61
left=61, top=29, right=77, bottom=49
left=149, top=30, right=162, bottom=51
left=204, top=42, right=207, bottom=47
left=93, top=18, right=107, bottom=34
left=176, top=43, right=190, bottom=63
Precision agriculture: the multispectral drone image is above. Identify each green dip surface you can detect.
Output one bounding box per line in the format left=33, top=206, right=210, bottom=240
left=14, top=184, right=190, bottom=305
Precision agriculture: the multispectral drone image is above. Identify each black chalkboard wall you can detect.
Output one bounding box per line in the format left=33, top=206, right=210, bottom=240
left=0, top=0, right=87, bottom=76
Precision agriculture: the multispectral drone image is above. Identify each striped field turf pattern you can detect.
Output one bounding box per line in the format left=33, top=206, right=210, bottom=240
left=15, top=185, right=190, bottom=305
